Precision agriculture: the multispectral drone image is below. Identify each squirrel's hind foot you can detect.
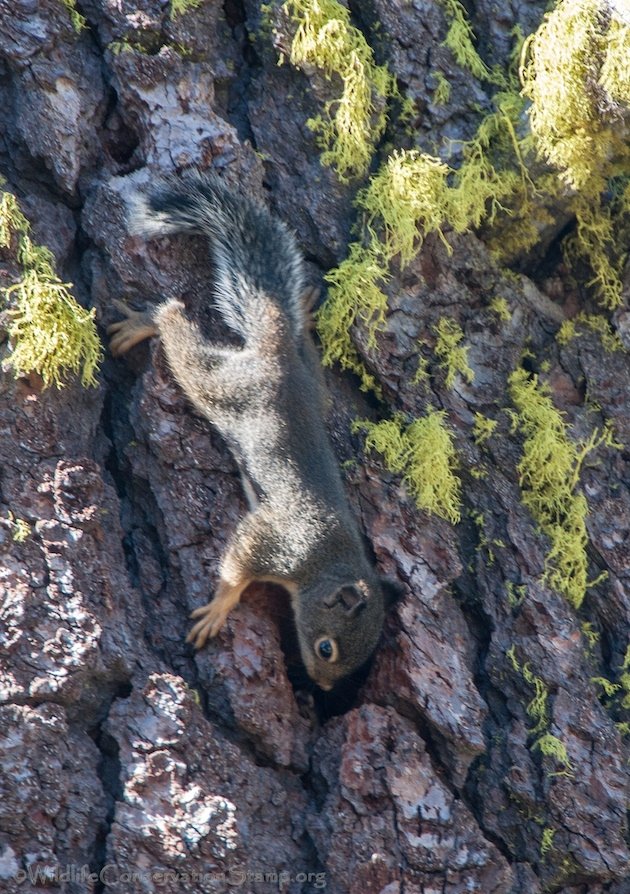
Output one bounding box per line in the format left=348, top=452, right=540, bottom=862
left=108, top=300, right=159, bottom=356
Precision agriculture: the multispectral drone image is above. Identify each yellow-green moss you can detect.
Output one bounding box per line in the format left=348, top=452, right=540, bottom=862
left=594, top=645, right=630, bottom=727
left=591, top=676, right=620, bottom=698
left=358, top=150, right=452, bottom=264
left=532, top=732, right=572, bottom=769
left=283, top=0, right=396, bottom=181
left=441, top=0, right=504, bottom=86
left=520, top=1, right=630, bottom=308
left=356, top=409, right=462, bottom=522
left=170, top=0, right=203, bottom=17
left=312, top=0, right=629, bottom=386
left=506, top=646, right=573, bottom=774
left=473, top=412, right=498, bottom=445
left=433, top=71, right=452, bottom=105
left=448, top=90, right=528, bottom=232
left=7, top=512, right=30, bottom=543
left=580, top=620, right=600, bottom=652
left=489, top=296, right=512, bottom=322
left=412, top=354, right=430, bottom=387
left=619, top=645, right=630, bottom=710
left=540, top=826, right=556, bottom=859
left=508, top=367, right=615, bottom=608
left=317, top=150, right=452, bottom=387
left=0, top=190, right=102, bottom=389
left=557, top=312, right=624, bottom=352
left=406, top=410, right=462, bottom=522
left=61, top=0, right=86, bottom=31
left=506, top=581, right=527, bottom=608
left=565, top=192, right=628, bottom=310
left=433, top=317, right=474, bottom=389
left=520, top=0, right=628, bottom=191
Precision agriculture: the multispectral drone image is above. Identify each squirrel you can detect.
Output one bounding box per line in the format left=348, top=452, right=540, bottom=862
left=108, top=170, right=396, bottom=690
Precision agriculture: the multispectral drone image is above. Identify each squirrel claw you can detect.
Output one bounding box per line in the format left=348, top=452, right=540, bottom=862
left=107, top=303, right=158, bottom=356
left=186, top=601, right=230, bottom=648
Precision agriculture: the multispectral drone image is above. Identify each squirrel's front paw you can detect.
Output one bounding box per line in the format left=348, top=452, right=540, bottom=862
left=186, top=599, right=232, bottom=648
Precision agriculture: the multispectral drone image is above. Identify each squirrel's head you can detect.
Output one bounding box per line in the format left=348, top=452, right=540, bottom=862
left=294, top=575, right=400, bottom=690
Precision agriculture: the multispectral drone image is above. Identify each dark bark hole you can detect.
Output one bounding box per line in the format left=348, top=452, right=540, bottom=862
left=223, top=0, right=245, bottom=28
left=311, top=658, right=373, bottom=721
left=260, top=583, right=373, bottom=719
left=101, top=97, right=142, bottom=171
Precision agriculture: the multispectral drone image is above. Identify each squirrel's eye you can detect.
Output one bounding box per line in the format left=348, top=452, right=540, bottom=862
left=314, top=636, right=338, bottom=662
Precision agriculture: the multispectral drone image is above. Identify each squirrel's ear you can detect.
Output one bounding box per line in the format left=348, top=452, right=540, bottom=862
left=323, top=584, right=367, bottom=616
left=380, top=577, right=404, bottom=608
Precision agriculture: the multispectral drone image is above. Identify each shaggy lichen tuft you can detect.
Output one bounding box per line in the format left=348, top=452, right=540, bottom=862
left=356, top=409, right=462, bottom=523
left=0, top=189, right=102, bottom=389
left=283, top=0, right=396, bottom=181
left=433, top=317, right=474, bottom=390
left=61, top=0, right=86, bottom=31
left=508, top=367, right=615, bottom=608
left=520, top=0, right=630, bottom=307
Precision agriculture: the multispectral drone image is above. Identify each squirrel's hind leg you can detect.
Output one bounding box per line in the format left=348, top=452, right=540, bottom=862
left=108, top=300, right=159, bottom=356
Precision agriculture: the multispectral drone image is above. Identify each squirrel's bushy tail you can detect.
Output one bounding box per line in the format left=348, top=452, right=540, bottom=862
left=129, top=170, right=307, bottom=341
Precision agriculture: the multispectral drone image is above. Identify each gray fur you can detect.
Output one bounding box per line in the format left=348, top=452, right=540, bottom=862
left=129, top=170, right=307, bottom=341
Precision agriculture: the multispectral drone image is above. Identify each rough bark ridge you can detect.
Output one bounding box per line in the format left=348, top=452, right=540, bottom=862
left=0, top=1, right=629, bottom=892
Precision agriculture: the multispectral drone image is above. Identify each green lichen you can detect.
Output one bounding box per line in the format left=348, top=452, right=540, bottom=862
left=509, top=367, right=615, bottom=609
left=506, top=646, right=573, bottom=775
left=358, top=150, right=452, bottom=265
left=317, top=150, right=452, bottom=388
left=580, top=620, right=600, bottom=652
left=591, top=676, right=620, bottom=698
left=520, top=1, right=630, bottom=307
left=315, top=85, right=533, bottom=383
left=357, top=416, right=409, bottom=475
left=520, top=0, right=628, bottom=191
left=565, top=191, right=629, bottom=310
left=356, top=409, right=462, bottom=523
left=473, top=413, right=498, bottom=445
left=471, top=510, right=504, bottom=566
left=412, top=354, right=430, bottom=387
left=532, top=732, right=572, bottom=769
left=109, top=39, right=147, bottom=55
left=557, top=312, right=624, bottom=352
left=433, top=71, right=452, bottom=105
left=317, top=242, right=384, bottom=391
left=521, top=662, right=549, bottom=737
left=170, top=0, right=203, bottom=17
left=405, top=410, right=462, bottom=523
left=489, top=296, right=512, bottom=322
left=540, top=826, right=556, bottom=859
left=310, top=0, right=628, bottom=390
left=619, top=646, right=630, bottom=710
left=506, top=581, right=527, bottom=608
left=433, top=317, right=474, bottom=390
left=586, top=644, right=630, bottom=733
left=441, top=0, right=504, bottom=86
left=61, top=0, right=86, bottom=31
left=283, top=0, right=396, bottom=181
left=7, top=512, right=31, bottom=543
left=0, top=190, right=102, bottom=389
left=448, top=90, right=529, bottom=232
